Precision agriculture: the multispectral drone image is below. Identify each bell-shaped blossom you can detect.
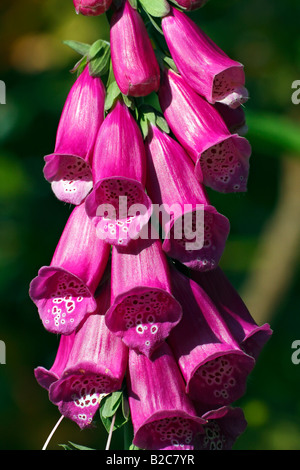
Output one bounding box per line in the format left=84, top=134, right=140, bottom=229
left=194, top=406, right=247, bottom=450
left=34, top=333, right=76, bottom=391
left=168, top=268, right=255, bottom=406
left=173, top=0, right=209, bottom=10
left=191, top=267, right=272, bottom=360
left=110, top=0, right=160, bottom=97
left=214, top=102, right=248, bottom=136
left=127, top=343, right=206, bottom=450
left=85, top=100, right=152, bottom=247
left=43, top=66, right=105, bottom=205
left=49, top=282, right=128, bottom=429
left=162, top=7, right=248, bottom=107
left=73, top=0, right=112, bottom=16
left=29, top=203, right=111, bottom=335
left=105, top=237, right=182, bottom=357
left=145, top=124, right=230, bottom=271
left=159, top=69, right=251, bottom=193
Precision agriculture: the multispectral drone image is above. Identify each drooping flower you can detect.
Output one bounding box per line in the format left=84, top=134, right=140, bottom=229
left=43, top=66, right=106, bottom=205
left=49, top=282, right=128, bottom=429
left=105, top=236, right=182, bottom=357
left=145, top=123, right=230, bottom=271
left=29, top=203, right=111, bottom=335
left=34, top=333, right=76, bottom=391
left=168, top=267, right=255, bottom=406
left=172, top=0, right=210, bottom=10
left=191, top=267, right=272, bottom=360
left=162, top=7, right=248, bottom=108
left=194, top=406, right=247, bottom=450
left=85, top=100, right=152, bottom=247
left=73, top=0, right=112, bottom=16
left=110, top=0, right=160, bottom=97
left=127, top=343, right=206, bottom=450
left=159, top=68, right=252, bottom=193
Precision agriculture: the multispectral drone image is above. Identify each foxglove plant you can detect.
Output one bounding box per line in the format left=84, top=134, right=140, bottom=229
left=159, top=68, right=252, bottom=193
left=30, top=0, right=272, bottom=451
left=145, top=123, right=230, bottom=271
left=29, top=203, right=110, bottom=335
left=43, top=66, right=106, bottom=205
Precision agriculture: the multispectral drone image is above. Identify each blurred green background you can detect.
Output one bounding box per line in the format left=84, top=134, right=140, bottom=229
left=0, top=0, right=300, bottom=450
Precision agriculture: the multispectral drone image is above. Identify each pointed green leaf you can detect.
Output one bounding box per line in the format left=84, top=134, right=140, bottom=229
left=63, top=40, right=91, bottom=56
left=87, top=40, right=111, bottom=77
left=101, top=391, right=123, bottom=418
left=105, top=80, right=121, bottom=111
left=59, top=441, right=96, bottom=450
left=155, top=114, right=170, bottom=133
left=139, top=0, right=170, bottom=17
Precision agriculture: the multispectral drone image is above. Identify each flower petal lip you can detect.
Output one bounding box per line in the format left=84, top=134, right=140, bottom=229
left=173, top=0, right=210, bottom=10
left=43, top=66, right=105, bottom=205
left=145, top=124, right=230, bottom=271
left=73, top=0, right=112, bottom=16
left=110, top=0, right=160, bottom=97
left=159, top=68, right=251, bottom=193
left=162, top=7, right=247, bottom=106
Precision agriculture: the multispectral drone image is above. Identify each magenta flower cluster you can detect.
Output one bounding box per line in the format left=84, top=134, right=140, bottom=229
left=30, top=0, right=272, bottom=450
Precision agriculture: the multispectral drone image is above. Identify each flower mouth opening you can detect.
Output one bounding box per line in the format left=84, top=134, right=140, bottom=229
left=44, top=154, right=93, bottom=204
left=134, top=414, right=203, bottom=450
left=212, top=66, right=245, bottom=103
left=187, top=352, right=254, bottom=405
left=30, top=267, right=96, bottom=335
left=198, top=420, right=226, bottom=450
left=87, top=177, right=152, bottom=246
left=105, top=288, right=182, bottom=356
left=197, top=135, right=251, bottom=193
left=163, top=207, right=229, bottom=271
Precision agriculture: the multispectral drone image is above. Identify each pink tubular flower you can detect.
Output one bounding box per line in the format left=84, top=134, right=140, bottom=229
left=145, top=124, right=230, bottom=271
left=173, top=0, right=210, bottom=10
left=85, top=100, right=152, bottom=247
left=49, top=282, right=128, bottom=429
left=43, top=66, right=105, bottom=205
left=195, top=406, right=247, bottom=450
left=110, top=0, right=160, bottom=97
left=73, top=0, right=112, bottom=16
left=105, top=238, right=183, bottom=357
left=168, top=268, right=255, bottom=406
left=191, top=267, right=272, bottom=360
left=162, top=7, right=248, bottom=107
left=159, top=69, right=251, bottom=193
left=29, top=203, right=111, bottom=335
left=214, top=102, right=248, bottom=136
left=34, top=333, right=76, bottom=391
left=127, top=343, right=206, bottom=450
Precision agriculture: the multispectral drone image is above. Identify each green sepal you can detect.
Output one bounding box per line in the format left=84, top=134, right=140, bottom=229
left=139, top=0, right=170, bottom=17
left=99, top=390, right=130, bottom=433
left=104, top=80, right=121, bottom=112
left=128, top=0, right=138, bottom=8
left=138, top=104, right=170, bottom=138
left=63, top=40, right=91, bottom=56
left=87, top=39, right=111, bottom=78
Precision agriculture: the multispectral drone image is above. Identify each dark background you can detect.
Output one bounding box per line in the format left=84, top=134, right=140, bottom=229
left=0, top=0, right=300, bottom=450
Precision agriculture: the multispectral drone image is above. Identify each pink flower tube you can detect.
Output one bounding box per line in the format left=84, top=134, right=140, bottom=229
left=85, top=100, right=152, bottom=247
left=73, top=0, right=112, bottom=16
left=34, top=333, right=76, bottom=391
left=49, top=282, right=128, bottom=429
left=145, top=124, right=230, bottom=271
left=162, top=7, right=248, bottom=107
left=168, top=268, right=255, bottom=406
left=43, top=66, right=105, bottom=205
left=127, top=343, right=206, bottom=450
left=195, top=406, right=247, bottom=450
left=191, top=267, right=273, bottom=360
left=159, top=69, right=251, bottom=193
left=110, top=0, right=160, bottom=97
left=105, top=238, right=183, bottom=357
left=29, top=203, right=111, bottom=335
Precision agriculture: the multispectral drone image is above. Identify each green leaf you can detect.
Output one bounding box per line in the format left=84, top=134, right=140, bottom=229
left=87, top=40, right=111, bottom=77
left=63, top=40, right=91, bottom=56
left=139, top=0, right=170, bottom=18
left=105, top=80, right=121, bottom=111
left=129, top=444, right=142, bottom=450
left=155, top=114, right=170, bottom=134
left=101, top=390, right=123, bottom=418
left=137, top=104, right=170, bottom=138
left=128, top=0, right=138, bottom=8
left=100, top=390, right=130, bottom=433
left=59, top=441, right=96, bottom=451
